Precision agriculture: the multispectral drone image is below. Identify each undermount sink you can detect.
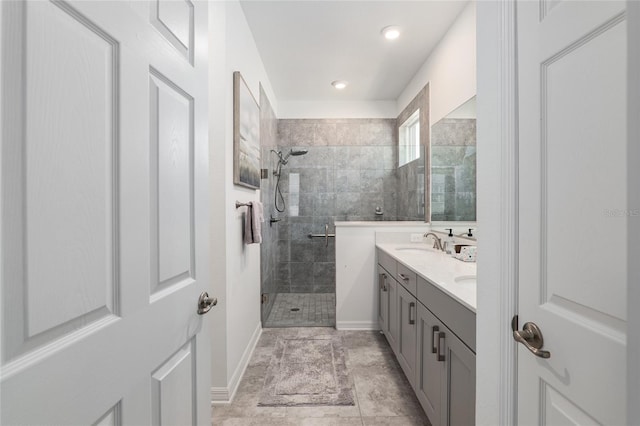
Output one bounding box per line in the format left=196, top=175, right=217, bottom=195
left=395, top=247, right=432, bottom=255
left=454, top=275, right=477, bottom=286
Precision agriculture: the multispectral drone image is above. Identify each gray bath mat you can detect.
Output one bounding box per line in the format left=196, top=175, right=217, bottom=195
left=257, top=335, right=355, bottom=407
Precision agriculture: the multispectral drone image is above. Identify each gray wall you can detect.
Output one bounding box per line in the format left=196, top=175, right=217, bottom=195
left=274, top=119, right=397, bottom=294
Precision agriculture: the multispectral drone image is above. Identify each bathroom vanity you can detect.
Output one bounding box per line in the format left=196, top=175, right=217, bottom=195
left=376, top=243, right=476, bottom=426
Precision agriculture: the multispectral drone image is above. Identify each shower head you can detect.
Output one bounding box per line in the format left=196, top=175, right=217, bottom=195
left=282, top=149, right=308, bottom=163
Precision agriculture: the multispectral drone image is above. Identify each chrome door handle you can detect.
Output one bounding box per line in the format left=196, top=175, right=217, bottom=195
left=513, top=321, right=551, bottom=359
left=409, top=302, right=415, bottom=325
left=197, top=291, right=217, bottom=315
left=398, top=273, right=409, bottom=281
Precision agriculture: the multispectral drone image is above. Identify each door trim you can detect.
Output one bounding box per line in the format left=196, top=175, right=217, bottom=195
left=476, top=1, right=518, bottom=424
left=628, top=0, right=640, bottom=421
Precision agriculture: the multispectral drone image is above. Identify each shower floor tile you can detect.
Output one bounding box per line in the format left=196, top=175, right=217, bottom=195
left=264, top=293, right=335, bottom=327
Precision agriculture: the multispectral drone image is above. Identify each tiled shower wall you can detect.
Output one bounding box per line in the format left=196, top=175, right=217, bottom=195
left=274, top=119, right=398, bottom=294
left=259, top=86, right=279, bottom=321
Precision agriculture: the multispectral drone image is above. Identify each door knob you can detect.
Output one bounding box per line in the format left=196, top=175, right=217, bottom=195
left=513, top=321, right=551, bottom=359
left=197, top=291, right=217, bottom=315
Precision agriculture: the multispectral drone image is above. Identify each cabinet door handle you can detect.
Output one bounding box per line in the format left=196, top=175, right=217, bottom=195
left=380, top=274, right=388, bottom=292
left=409, top=302, right=415, bottom=325
left=431, top=326, right=440, bottom=353
left=398, top=273, right=410, bottom=281
left=437, top=331, right=446, bottom=362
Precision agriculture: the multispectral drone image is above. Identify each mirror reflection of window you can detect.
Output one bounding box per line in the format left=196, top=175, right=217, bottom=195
left=399, top=109, right=420, bottom=167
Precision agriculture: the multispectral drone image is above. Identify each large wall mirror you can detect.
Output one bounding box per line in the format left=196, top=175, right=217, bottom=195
left=430, top=96, right=476, bottom=222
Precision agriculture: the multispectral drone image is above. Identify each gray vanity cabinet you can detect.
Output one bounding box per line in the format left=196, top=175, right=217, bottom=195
left=416, top=303, right=476, bottom=426
left=397, top=283, right=417, bottom=388
left=376, top=248, right=476, bottom=426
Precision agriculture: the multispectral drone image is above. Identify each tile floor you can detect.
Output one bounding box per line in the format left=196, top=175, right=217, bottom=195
left=264, top=293, right=336, bottom=328
left=211, top=327, right=430, bottom=426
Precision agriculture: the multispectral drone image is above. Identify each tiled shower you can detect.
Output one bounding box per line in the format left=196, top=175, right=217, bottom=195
left=259, top=106, right=426, bottom=326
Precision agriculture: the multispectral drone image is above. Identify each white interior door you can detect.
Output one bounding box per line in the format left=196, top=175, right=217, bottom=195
left=0, top=1, right=211, bottom=424
left=517, top=1, right=627, bottom=424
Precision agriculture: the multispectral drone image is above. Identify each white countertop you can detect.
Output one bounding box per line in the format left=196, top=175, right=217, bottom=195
left=376, top=242, right=477, bottom=312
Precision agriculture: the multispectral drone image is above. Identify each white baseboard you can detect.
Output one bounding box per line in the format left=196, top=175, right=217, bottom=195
left=210, top=322, right=262, bottom=406
left=336, top=320, right=379, bottom=330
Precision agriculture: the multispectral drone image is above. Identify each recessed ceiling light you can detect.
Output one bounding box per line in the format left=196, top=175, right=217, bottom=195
left=331, top=80, right=348, bottom=90
left=381, top=26, right=401, bottom=40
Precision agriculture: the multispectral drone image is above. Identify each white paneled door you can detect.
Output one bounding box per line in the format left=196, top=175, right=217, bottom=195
left=0, top=1, right=211, bottom=424
left=517, top=1, right=627, bottom=424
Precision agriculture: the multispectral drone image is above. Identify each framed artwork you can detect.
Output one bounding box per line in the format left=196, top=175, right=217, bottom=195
left=233, top=71, right=261, bottom=189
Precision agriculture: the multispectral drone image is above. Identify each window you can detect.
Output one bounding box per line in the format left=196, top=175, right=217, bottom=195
left=398, top=109, right=420, bottom=167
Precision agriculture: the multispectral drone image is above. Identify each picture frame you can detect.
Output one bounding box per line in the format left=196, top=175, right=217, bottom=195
left=233, top=71, right=261, bottom=189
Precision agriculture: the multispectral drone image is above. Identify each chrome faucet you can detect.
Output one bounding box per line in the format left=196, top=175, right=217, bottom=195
left=423, top=232, right=444, bottom=251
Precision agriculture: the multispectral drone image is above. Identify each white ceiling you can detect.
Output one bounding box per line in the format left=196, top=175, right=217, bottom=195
left=239, top=1, right=469, bottom=103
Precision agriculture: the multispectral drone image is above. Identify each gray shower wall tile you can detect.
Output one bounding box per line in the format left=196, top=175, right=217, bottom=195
left=276, top=220, right=289, bottom=240
left=313, top=193, right=336, bottom=217
left=314, top=122, right=338, bottom=146
left=337, top=122, right=361, bottom=146
left=316, top=168, right=335, bottom=193
left=360, top=193, right=384, bottom=218
left=313, top=262, right=336, bottom=287
left=382, top=146, right=396, bottom=170
left=290, top=241, right=315, bottom=263
left=278, top=239, right=290, bottom=262
left=312, top=238, right=335, bottom=262
left=359, top=146, right=385, bottom=170
left=383, top=191, right=398, bottom=218
left=277, top=262, right=291, bottom=281
left=298, top=193, right=314, bottom=217
left=383, top=172, right=398, bottom=193
left=291, top=221, right=313, bottom=241
left=335, top=169, right=361, bottom=193
left=336, top=192, right=361, bottom=216
left=360, top=120, right=395, bottom=146
left=285, top=120, right=314, bottom=146
left=297, top=146, right=335, bottom=168
left=291, top=262, right=314, bottom=286
left=333, top=146, right=356, bottom=170
left=360, top=170, right=384, bottom=193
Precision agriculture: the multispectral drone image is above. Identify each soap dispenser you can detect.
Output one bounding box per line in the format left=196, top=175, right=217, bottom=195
left=445, top=228, right=454, bottom=255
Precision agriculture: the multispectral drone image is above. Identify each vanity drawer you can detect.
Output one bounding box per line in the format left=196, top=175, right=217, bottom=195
left=417, top=276, right=476, bottom=352
left=377, top=249, right=397, bottom=277
left=396, top=262, right=417, bottom=296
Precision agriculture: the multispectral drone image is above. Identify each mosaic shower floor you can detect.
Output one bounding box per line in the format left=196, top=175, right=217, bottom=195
left=264, top=293, right=335, bottom=327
